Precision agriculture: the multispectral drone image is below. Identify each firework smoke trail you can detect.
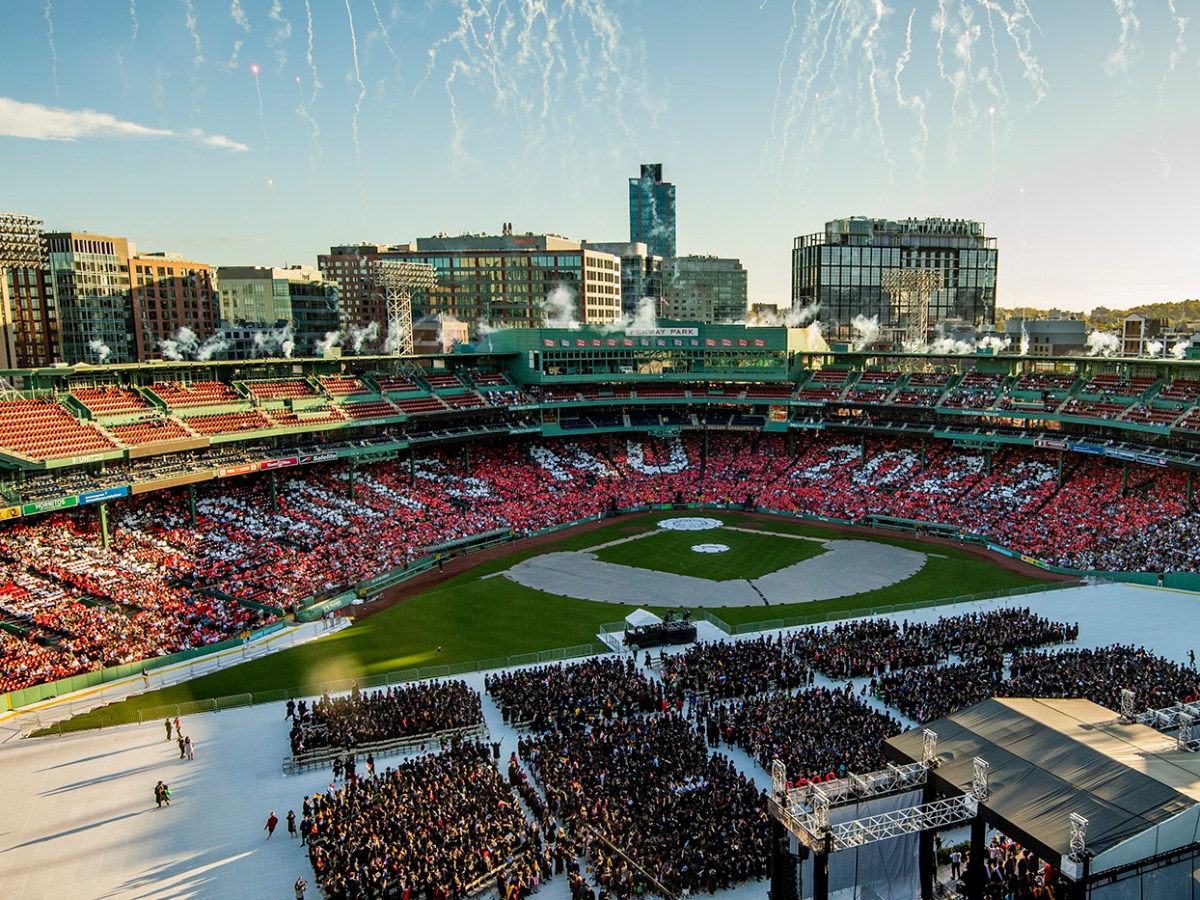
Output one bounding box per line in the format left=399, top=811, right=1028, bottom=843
left=294, top=0, right=323, bottom=169
left=770, top=0, right=801, bottom=142
left=1158, top=0, right=1187, bottom=103
left=577, top=0, right=652, bottom=144
left=117, top=0, right=140, bottom=97
left=295, top=76, right=322, bottom=171
left=251, top=64, right=273, bottom=186
left=222, top=0, right=251, bottom=73
left=44, top=1, right=60, bottom=102
left=894, top=7, right=929, bottom=192
left=516, top=0, right=569, bottom=123
left=769, top=0, right=845, bottom=181
left=420, top=0, right=653, bottom=163
left=977, top=0, right=1009, bottom=109
left=268, top=0, right=292, bottom=69
left=369, top=0, right=405, bottom=79
left=983, top=0, right=1048, bottom=105
left=1106, top=0, right=1142, bottom=75
left=230, top=0, right=250, bottom=33
left=345, top=0, right=368, bottom=171
left=181, top=0, right=204, bottom=65
left=305, top=0, right=323, bottom=97
left=862, top=0, right=894, bottom=179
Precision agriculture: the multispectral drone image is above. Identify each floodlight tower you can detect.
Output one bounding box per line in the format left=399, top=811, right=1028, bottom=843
left=0, top=213, right=47, bottom=370
left=881, top=268, right=940, bottom=352
left=373, top=260, right=437, bottom=356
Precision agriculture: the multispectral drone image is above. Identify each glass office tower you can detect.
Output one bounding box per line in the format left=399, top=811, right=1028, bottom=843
left=791, top=217, right=997, bottom=342
left=629, top=164, right=677, bottom=261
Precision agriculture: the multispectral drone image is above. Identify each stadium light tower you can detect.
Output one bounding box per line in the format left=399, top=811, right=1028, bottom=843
left=0, top=213, right=47, bottom=370
left=881, top=269, right=940, bottom=353
left=374, top=260, right=437, bottom=356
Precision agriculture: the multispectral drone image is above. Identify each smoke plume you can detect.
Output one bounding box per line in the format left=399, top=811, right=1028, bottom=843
left=850, top=314, right=881, bottom=351
left=540, top=283, right=580, bottom=329
left=1086, top=330, right=1121, bottom=357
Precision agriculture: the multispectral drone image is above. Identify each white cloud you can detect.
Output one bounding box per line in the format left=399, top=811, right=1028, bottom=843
left=0, top=97, right=248, bottom=151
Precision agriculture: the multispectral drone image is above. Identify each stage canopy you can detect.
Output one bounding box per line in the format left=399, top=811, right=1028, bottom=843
left=886, top=697, right=1200, bottom=877
left=624, top=608, right=661, bottom=628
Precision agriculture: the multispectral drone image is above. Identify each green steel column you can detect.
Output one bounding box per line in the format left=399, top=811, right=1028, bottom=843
left=269, top=471, right=278, bottom=512
left=703, top=424, right=709, bottom=460
left=463, top=444, right=471, bottom=476
left=608, top=432, right=614, bottom=458
left=986, top=450, right=993, bottom=476
left=98, top=502, right=110, bottom=550
left=188, top=484, right=197, bottom=527
left=787, top=430, right=794, bottom=457
left=409, top=452, right=416, bottom=480
left=920, top=439, right=927, bottom=472
left=860, top=434, right=867, bottom=457
left=1122, top=460, right=1129, bottom=496
left=348, top=466, right=356, bottom=500
left=1058, top=451, right=1065, bottom=488
left=1187, top=470, right=1194, bottom=509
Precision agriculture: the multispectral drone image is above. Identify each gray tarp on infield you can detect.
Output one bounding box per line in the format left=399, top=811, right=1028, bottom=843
left=501, top=540, right=927, bottom=607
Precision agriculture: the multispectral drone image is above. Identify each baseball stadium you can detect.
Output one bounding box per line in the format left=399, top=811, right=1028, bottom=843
left=2, top=325, right=1200, bottom=900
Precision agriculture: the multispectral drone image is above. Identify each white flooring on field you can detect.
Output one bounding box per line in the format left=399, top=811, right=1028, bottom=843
left=0, top=582, right=1197, bottom=900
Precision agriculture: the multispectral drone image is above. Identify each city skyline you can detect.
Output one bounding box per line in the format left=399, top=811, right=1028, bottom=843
left=0, top=2, right=1196, bottom=315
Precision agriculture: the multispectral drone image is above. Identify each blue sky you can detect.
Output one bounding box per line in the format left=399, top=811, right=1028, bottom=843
left=0, top=1, right=1196, bottom=313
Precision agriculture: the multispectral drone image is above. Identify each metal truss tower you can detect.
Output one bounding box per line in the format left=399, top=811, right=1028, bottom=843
left=373, top=260, right=436, bottom=357
left=0, top=213, right=47, bottom=370
left=881, top=268, right=940, bottom=351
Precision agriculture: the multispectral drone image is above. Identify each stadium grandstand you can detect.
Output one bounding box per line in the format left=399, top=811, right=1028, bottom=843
left=5, top=323, right=1200, bottom=701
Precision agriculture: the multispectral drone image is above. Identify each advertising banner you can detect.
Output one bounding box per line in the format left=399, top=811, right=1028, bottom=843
left=259, top=457, right=299, bottom=471
left=217, top=463, right=259, bottom=478
left=299, top=451, right=339, bottom=465
left=78, top=486, right=130, bottom=506
left=21, top=496, right=78, bottom=516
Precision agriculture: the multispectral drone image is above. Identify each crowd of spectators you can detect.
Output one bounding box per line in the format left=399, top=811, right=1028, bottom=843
left=0, top=428, right=1196, bottom=691
left=960, top=833, right=1062, bottom=900
left=697, top=684, right=903, bottom=781
left=1004, top=644, right=1199, bottom=712
left=305, top=740, right=541, bottom=900
left=288, top=680, right=482, bottom=756
left=659, top=635, right=812, bottom=698
left=876, top=660, right=1007, bottom=723
left=523, top=714, right=771, bottom=897
left=874, top=642, right=1196, bottom=724
left=784, top=609, right=1076, bottom=681
left=485, top=658, right=660, bottom=729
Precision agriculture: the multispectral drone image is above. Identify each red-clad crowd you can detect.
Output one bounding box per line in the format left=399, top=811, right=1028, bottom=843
left=1, top=432, right=1196, bottom=691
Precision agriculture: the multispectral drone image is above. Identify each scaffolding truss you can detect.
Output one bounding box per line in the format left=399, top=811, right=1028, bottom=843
left=1069, top=813, right=1089, bottom=862
left=776, top=793, right=979, bottom=854
left=0, top=213, right=46, bottom=270
left=772, top=760, right=928, bottom=809
left=1124, top=694, right=1200, bottom=750
left=373, top=261, right=437, bottom=357
left=881, top=268, right=940, bottom=350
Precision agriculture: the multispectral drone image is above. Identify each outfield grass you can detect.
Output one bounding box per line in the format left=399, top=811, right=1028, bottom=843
left=592, top=525, right=825, bottom=580
left=47, top=511, right=1057, bottom=731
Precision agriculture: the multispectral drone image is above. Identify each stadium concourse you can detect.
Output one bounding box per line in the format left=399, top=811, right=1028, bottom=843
left=0, top=582, right=1197, bottom=900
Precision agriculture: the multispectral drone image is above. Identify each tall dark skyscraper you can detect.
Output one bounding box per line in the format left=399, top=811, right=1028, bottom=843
left=629, top=163, right=676, bottom=260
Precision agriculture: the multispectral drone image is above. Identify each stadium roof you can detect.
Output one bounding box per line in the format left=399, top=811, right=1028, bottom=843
left=885, top=698, right=1200, bottom=879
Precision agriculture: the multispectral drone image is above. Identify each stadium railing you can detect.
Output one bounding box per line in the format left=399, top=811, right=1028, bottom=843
left=281, top=722, right=487, bottom=775
left=3, top=620, right=290, bottom=711
left=21, top=641, right=606, bottom=736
